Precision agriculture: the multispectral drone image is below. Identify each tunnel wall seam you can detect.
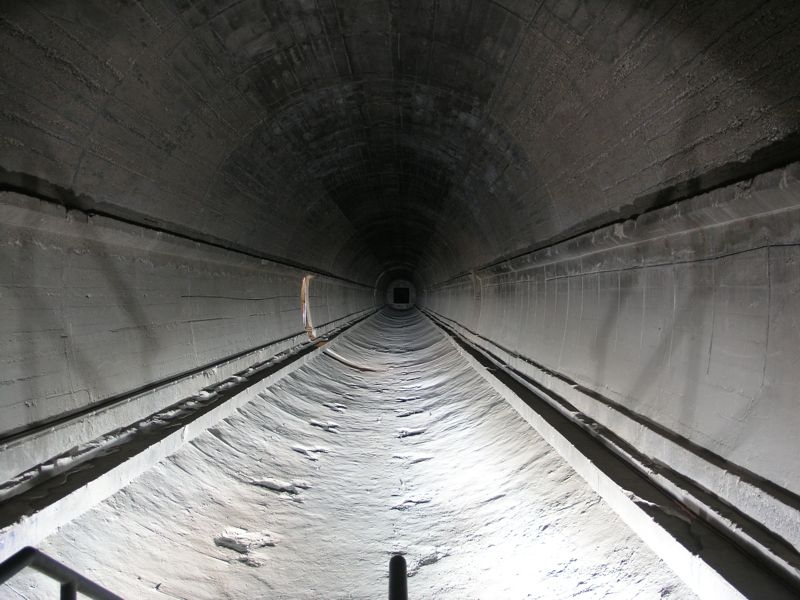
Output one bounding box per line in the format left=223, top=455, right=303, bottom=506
left=0, top=170, right=374, bottom=288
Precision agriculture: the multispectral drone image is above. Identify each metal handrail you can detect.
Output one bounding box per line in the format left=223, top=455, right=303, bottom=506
left=0, top=546, right=123, bottom=600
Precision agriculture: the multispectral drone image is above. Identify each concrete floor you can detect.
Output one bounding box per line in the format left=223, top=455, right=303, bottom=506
left=2, top=310, right=694, bottom=599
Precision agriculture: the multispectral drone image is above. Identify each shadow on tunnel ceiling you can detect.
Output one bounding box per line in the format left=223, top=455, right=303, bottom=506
left=1, top=0, right=799, bottom=283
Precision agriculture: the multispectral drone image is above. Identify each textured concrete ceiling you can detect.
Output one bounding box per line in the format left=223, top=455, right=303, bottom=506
left=1, top=0, right=799, bottom=285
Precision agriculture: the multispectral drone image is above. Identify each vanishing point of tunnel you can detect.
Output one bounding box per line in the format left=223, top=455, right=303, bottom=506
left=1, top=1, right=800, bottom=599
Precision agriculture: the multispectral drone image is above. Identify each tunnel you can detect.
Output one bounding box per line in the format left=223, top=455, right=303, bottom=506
left=1, top=1, right=800, bottom=598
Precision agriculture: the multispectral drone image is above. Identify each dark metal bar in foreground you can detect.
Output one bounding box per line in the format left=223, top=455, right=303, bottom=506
left=0, top=546, right=123, bottom=600
left=389, top=554, right=408, bottom=600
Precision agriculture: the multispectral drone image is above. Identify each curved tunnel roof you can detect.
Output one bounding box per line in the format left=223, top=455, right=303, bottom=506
left=1, top=1, right=799, bottom=285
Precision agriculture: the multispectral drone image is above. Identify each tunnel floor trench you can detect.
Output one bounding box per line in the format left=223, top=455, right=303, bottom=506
left=3, top=309, right=695, bottom=599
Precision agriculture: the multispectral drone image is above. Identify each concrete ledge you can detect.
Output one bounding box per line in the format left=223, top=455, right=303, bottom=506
left=0, top=308, right=374, bottom=484
left=426, top=310, right=800, bottom=600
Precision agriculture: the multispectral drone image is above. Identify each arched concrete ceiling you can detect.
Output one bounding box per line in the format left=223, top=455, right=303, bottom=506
left=1, top=0, right=799, bottom=285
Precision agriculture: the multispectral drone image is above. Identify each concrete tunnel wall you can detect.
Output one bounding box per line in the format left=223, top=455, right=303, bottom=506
left=0, top=193, right=376, bottom=481
left=1, top=0, right=800, bottom=586
left=420, top=164, right=800, bottom=552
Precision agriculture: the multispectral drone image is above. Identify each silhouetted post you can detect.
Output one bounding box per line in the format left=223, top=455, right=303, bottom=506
left=60, top=581, right=77, bottom=600
left=389, top=554, right=407, bottom=600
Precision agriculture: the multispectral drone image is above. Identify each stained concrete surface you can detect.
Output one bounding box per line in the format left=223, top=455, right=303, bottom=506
left=1, top=310, right=696, bottom=599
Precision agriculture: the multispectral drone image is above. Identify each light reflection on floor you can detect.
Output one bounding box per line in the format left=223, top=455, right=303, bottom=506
left=4, top=309, right=695, bottom=599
